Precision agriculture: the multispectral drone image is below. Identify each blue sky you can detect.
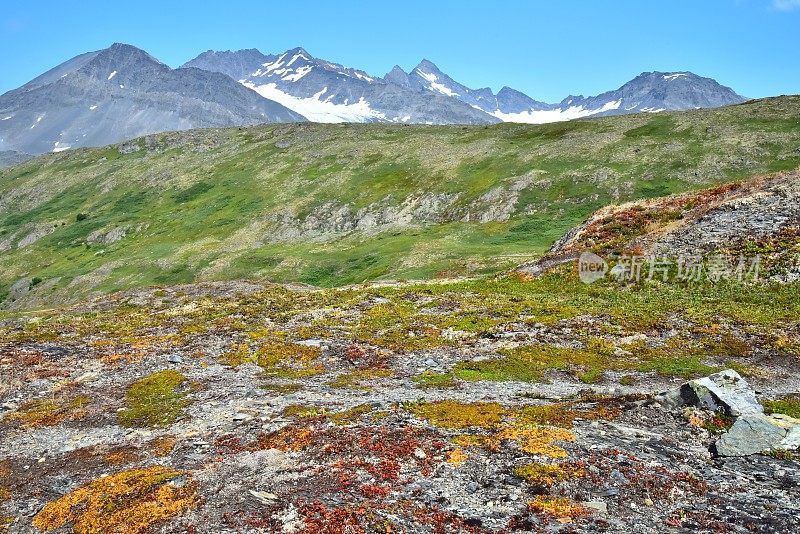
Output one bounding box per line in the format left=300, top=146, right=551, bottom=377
left=1, top=0, right=799, bottom=101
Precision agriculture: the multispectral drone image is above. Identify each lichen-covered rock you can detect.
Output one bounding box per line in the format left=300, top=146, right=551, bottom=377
left=714, top=414, right=800, bottom=456
left=656, top=369, right=763, bottom=416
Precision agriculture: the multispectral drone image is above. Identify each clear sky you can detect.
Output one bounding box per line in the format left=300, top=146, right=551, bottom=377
left=1, top=0, right=799, bottom=102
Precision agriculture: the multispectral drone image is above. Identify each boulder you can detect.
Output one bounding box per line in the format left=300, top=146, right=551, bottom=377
left=656, top=369, right=762, bottom=416
left=714, top=414, right=800, bottom=457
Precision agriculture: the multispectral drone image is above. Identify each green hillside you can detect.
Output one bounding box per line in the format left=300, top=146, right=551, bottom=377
left=1, top=96, right=799, bottom=308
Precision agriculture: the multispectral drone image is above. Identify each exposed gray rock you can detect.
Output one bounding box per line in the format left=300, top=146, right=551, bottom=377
left=653, top=176, right=800, bottom=259
left=0, top=150, right=33, bottom=168
left=780, top=425, right=800, bottom=450
left=656, top=369, right=763, bottom=416
left=87, top=225, right=128, bottom=245
left=715, top=414, right=800, bottom=456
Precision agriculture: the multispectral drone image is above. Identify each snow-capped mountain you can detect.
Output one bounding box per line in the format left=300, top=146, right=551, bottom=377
left=0, top=42, right=749, bottom=157
left=388, top=61, right=747, bottom=124
left=485, top=71, right=747, bottom=123
left=0, top=43, right=305, bottom=155
left=183, top=48, right=499, bottom=125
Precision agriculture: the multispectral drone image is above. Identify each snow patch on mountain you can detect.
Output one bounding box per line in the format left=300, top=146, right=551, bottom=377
left=490, top=99, right=622, bottom=124
left=416, top=70, right=459, bottom=97
left=243, top=82, right=386, bottom=123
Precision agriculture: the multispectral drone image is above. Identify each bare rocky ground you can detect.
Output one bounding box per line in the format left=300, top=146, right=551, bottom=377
left=1, top=271, right=799, bottom=533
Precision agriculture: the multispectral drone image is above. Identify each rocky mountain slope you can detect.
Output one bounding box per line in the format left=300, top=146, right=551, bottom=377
left=183, top=48, right=498, bottom=124
left=0, top=44, right=305, bottom=155
left=0, top=151, right=31, bottom=169
left=518, top=170, right=800, bottom=281
left=0, top=96, right=798, bottom=309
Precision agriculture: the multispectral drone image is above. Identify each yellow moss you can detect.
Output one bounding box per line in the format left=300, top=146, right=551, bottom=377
left=452, top=434, right=486, bottom=447
left=220, top=343, right=252, bottom=366
left=514, top=402, right=621, bottom=428
left=406, top=400, right=506, bottom=429
left=0, top=515, right=15, bottom=533
left=528, top=496, right=590, bottom=520
left=493, top=425, right=576, bottom=458
left=514, top=462, right=585, bottom=487
left=454, top=424, right=576, bottom=458
left=32, top=467, right=197, bottom=534
left=5, top=394, right=92, bottom=428
left=330, top=403, right=375, bottom=425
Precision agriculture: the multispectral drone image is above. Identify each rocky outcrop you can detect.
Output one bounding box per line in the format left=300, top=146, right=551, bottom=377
left=516, top=171, right=800, bottom=279
left=656, top=369, right=763, bottom=417
left=658, top=369, right=800, bottom=457
left=715, top=414, right=800, bottom=456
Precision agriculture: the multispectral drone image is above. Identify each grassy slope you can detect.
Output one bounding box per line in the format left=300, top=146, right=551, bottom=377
left=0, top=96, right=799, bottom=306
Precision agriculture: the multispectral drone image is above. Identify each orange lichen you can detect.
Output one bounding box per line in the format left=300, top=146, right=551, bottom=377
left=4, top=394, right=92, bottom=428
left=528, top=496, right=590, bottom=520
left=149, top=436, right=177, bottom=457
left=514, top=462, right=585, bottom=487
left=103, top=448, right=140, bottom=467
left=255, top=425, right=316, bottom=452
left=32, top=467, right=197, bottom=534
left=446, top=448, right=468, bottom=466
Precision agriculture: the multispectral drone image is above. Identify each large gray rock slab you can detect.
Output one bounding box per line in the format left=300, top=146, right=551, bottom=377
left=656, top=369, right=763, bottom=416
left=715, top=414, right=800, bottom=457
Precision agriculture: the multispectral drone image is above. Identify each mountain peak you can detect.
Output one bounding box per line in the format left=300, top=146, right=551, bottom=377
left=384, top=65, right=412, bottom=88
left=414, top=59, right=441, bottom=73
left=93, top=42, right=165, bottom=68
left=283, top=46, right=312, bottom=59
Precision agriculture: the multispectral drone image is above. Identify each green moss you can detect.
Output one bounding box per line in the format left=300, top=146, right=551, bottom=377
left=118, top=370, right=191, bottom=428
left=282, top=404, right=328, bottom=419
left=453, top=339, right=618, bottom=384
left=413, top=371, right=458, bottom=389
left=326, top=369, right=394, bottom=390
left=619, top=375, right=636, bottom=386
left=636, top=355, right=718, bottom=379
left=261, top=383, right=303, bottom=394
left=763, top=396, right=800, bottom=419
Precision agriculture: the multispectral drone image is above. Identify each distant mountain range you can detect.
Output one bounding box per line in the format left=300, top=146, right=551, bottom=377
left=0, top=42, right=748, bottom=157
left=0, top=44, right=304, bottom=157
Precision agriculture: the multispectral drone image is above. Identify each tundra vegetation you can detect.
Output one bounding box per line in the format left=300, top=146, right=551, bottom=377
left=0, top=97, right=799, bottom=532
